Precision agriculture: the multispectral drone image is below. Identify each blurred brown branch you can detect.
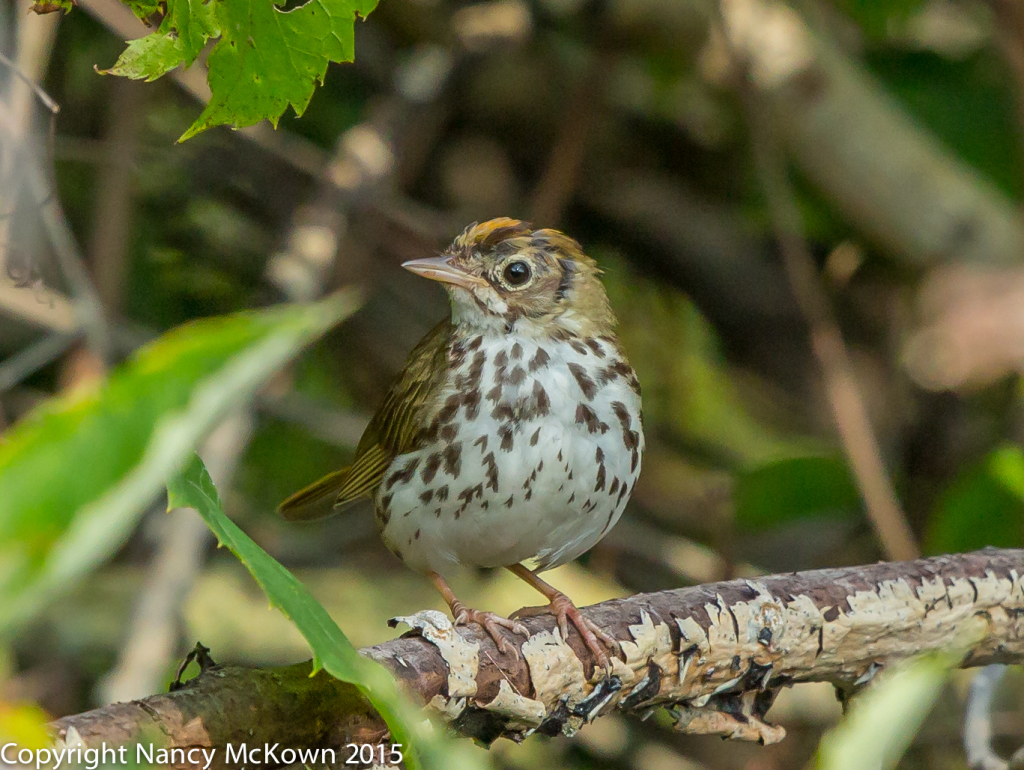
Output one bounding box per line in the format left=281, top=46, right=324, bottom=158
left=717, top=0, right=919, bottom=562
left=51, top=549, right=1024, bottom=765
left=712, top=0, right=1024, bottom=267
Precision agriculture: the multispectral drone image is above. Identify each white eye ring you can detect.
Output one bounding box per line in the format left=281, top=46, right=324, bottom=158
left=500, top=259, right=532, bottom=289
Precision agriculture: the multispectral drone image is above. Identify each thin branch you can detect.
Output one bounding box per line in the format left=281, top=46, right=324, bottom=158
left=964, top=665, right=1012, bottom=770
left=711, top=0, right=1024, bottom=268
left=87, top=76, right=146, bottom=319
left=723, top=5, right=919, bottom=562
left=51, top=549, right=1024, bottom=763
left=528, top=50, right=613, bottom=227
left=0, top=330, right=78, bottom=392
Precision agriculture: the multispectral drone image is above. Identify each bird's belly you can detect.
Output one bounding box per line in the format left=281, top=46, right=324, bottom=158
left=375, top=336, right=643, bottom=577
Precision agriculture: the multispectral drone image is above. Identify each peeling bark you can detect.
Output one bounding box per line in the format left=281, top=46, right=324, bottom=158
left=51, top=549, right=1024, bottom=765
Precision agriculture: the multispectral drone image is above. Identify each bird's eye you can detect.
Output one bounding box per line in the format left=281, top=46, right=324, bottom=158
left=502, top=260, right=531, bottom=287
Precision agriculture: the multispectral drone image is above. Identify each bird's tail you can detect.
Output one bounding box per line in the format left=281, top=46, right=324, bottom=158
left=277, top=468, right=352, bottom=521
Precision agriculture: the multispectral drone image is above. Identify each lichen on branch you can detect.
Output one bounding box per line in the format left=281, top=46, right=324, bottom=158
left=51, top=549, right=1024, bottom=763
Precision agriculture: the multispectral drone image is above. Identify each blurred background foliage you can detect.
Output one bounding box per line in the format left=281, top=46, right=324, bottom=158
left=2, top=0, right=1024, bottom=767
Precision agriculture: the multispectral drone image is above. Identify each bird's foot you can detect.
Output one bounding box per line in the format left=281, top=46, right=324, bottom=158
left=450, top=600, right=529, bottom=655
left=545, top=593, right=619, bottom=672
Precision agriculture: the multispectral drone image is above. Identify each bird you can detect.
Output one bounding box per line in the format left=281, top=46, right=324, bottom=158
left=279, top=218, right=644, bottom=670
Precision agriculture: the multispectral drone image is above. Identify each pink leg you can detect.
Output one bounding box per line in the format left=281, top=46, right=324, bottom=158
left=429, top=571, right=528, bottom=655
left=507, top=564, right=619, bottom=670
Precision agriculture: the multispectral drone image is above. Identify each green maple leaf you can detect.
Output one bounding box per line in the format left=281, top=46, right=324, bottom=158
left=104, top=0, right=378, bottom=140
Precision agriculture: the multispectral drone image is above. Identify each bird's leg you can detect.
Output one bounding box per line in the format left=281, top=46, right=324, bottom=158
left=507, top=564, right=619, bottom=671
left=428, top=571, right=528, bottom=655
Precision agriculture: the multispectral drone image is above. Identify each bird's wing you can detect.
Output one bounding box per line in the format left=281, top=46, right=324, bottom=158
left=278, top=318, right=451, bottom=521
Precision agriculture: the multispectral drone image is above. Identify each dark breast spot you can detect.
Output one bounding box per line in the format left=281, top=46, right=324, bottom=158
left=463, top=389, right=481, bottom=420
left=511, top=342, right=523, bottom=360
left=499, top=424, right=514, bottom=452
left=483, top=451, right=499, bottom=491
left=575, top=404, right=609, bottom=434
left=386, top=456, right=420, bottom=489
left=456, top=483, right=484, bottom=518
left=617, top=482, right=630, bottom=505
left=449, top=342, right=467, bottom=368
left=585, top=338, right=605, bottom=358
left=491, top=402, right=515, bottom=422
left=532, top=381, right=550, bottom=415
left=421, top=453, right=442, bottom=484
left=442, top=443, right=463, bottom=477
left=436, top=395, right=460, bottom=423
left=611, top=400, right=641, bottom=452
left=598, top=360, right=642, bottom=396
left=459, top=351, right=486, bottom=390
left=529, top=347, right=550, bottom=372
left=568, top=362, right=598, bottom=400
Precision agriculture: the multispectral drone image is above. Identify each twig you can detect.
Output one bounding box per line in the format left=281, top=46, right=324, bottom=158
left=28, top=149, right=111, bottom=362
left=87, top=76, right=146, bottom=318
left=51, top=548, right=1024, bottom=761
left=257, top=392, right=368, bottom=448
left=749, top=113, right=918, bottom=561
left=0, top=330, right=78, bottom=392
left=964, top=665, right=1012, bottom=770
left=0, top=50, right=58, bottom=114
left=710, top=0, right=1024, bottom=267
left=528, top=51, right=614, bottom=227
left=0, top=10, right=111, bottom=363
left=722, top=3, right=919, bottom=562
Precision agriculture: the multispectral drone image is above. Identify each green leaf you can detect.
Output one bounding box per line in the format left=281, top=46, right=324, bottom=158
left=123, top=0, right=161, bottom=21
left=816, top=652, right=954, bottom=770
left=0, top=292, right=359, bottom=636
left=28, top=0, right=73, bottom=14
left=169, top=455, right=487, bottom=770
left=104, top=0, right=378, bottom=140
left=735, top=456, right=861, bottom=530
left=925, top=443, right=1024, bottom=554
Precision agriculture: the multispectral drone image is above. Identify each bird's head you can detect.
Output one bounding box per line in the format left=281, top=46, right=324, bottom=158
left=402, top=218, right=615, bottom=337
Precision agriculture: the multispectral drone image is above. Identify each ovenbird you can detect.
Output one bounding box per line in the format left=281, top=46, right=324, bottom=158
left=280, top=219, right=644, bottom=669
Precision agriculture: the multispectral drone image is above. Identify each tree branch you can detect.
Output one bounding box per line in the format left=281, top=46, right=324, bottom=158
left=51, top=549, right=1024, bottom=766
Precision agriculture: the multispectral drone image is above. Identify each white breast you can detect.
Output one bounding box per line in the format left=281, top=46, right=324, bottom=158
left=376, top=333, right=643, bottom=577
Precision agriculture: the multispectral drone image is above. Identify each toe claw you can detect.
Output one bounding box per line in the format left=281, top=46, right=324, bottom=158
left=449, top=606, right=526, bottom=657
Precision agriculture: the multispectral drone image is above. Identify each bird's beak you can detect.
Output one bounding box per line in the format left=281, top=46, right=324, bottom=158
left=401, top=256, right=488, bottom=292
